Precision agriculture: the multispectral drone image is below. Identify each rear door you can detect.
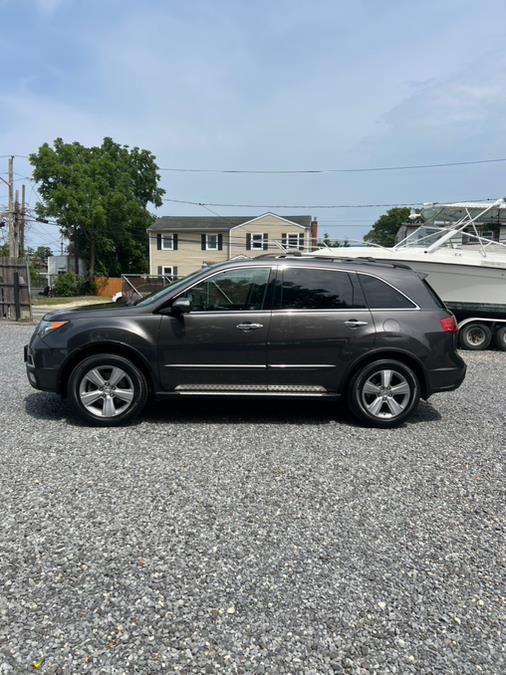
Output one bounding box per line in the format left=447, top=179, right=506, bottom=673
left=267, top=266, right=376, bottom=393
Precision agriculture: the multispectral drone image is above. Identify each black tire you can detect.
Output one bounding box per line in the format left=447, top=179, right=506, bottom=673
left=494, top=325, right=506, bottom=351
left=347, top=359, right=420, bottom=428
left=458, top=323, right=492, bottom=350
left=68, top=353, right=148, bottom=426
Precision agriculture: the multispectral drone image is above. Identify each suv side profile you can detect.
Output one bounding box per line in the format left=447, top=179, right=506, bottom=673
left=25, top=257, right=466, bottom=428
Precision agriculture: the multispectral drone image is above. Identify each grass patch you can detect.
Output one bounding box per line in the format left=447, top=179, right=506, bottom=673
left=33, top=296, right=112, bottom=306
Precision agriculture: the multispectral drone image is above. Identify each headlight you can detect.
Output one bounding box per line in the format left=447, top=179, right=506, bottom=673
left=37, top=320, right=68, bottom=338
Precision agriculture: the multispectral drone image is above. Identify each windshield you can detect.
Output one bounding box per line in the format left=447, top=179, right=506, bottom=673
left=134, top=269, right=206, bottom=307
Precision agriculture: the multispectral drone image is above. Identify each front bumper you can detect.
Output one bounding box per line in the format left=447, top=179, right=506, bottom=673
left=24, top=341, right=61, bottom=392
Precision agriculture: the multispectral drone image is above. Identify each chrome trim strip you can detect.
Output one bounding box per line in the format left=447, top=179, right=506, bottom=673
left=164, top=364, right=266, bottom=369
left=268, top=364, right=335, bottom=369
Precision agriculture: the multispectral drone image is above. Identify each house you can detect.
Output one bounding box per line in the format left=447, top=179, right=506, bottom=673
left=148, top=212, right=318, bottom=277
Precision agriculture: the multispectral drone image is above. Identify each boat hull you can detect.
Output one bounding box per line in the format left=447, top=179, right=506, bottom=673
left=316, top=249, right=506, bottom=307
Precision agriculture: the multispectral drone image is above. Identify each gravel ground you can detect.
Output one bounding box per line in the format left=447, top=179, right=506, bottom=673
left=0, top=324, right=504, bottom=674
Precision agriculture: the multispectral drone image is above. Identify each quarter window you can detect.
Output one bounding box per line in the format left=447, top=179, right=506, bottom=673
left=184, top=267, right=271, bottom=312
left=359, top=274, right=416, bottom=309
left=280, top=268, right=363, bottom=309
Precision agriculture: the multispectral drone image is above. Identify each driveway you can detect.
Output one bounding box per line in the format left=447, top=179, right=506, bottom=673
left=0, top=324, right=503, bottom=673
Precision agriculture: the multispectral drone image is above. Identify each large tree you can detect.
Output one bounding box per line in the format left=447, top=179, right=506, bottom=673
left=30, top=137, right=165, bottom=279
left=364, top=207, right=410, bottom=247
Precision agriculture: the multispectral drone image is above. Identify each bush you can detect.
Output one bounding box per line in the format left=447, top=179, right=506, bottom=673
left=53, top=272, right=80, bottom=296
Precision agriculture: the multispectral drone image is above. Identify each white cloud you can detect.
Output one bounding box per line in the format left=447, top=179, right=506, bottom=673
left=33, top=0, right=66, bottom=14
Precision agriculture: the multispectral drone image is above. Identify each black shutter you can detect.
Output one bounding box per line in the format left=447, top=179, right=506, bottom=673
left=173, top=266, right=178, bottom=278
left=246, top=233, right=251, bottom=250
left=263, top=233, right=269, bottom=251
left=173, top=233, right=178, bottom=250
left=201, top=234, right=206, bottom=250
left=299, top=234, right=304, bottom=251
left=218, top=233, right=223, bottom=250
left=157, top=266, right=162, bottom=276
left=157, top=234, right=162, bottom=250
left=281, top=233, right=287, bottom=248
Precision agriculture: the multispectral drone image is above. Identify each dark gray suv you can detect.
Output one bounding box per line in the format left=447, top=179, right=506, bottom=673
left=24, top=256, right=466, bottom=428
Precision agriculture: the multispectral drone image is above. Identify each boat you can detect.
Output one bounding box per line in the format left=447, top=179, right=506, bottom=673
left=311, top=199, right=506, bottom=349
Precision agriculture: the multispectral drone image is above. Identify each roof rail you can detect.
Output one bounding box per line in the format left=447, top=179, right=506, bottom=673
left=255, top=252, right=413, bottom=270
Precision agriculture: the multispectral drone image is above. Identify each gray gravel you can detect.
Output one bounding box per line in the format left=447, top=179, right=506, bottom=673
left=0, top=324, right=504, bottom=674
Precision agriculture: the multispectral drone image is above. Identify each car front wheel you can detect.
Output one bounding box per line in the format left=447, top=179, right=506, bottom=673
left=68, top=353, right=148, bottom=426
left=347, top=359, right=420, bottom=428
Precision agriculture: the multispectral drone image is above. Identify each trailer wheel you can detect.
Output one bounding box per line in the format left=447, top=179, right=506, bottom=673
left=459, top=322, right=492, bottom=350
left=494, top=326, right=506, bottom=351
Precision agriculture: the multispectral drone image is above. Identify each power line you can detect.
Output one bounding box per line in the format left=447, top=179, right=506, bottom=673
left=163, top=197, right=496, bottom=209
left=158, top=157, right=506, bottom=174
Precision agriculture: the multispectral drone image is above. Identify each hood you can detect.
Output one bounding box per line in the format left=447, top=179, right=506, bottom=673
left=42, top=302, right=148, bottom=322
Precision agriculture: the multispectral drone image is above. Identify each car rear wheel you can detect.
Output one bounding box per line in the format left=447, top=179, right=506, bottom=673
left=347, top=359, right=420, bottom=428
left=458, top=322, right=492, bottom=350
left=68, top=354, right=148, bottom=426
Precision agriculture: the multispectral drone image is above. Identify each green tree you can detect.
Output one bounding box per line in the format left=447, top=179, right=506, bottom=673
left=364, top=207, right=411, bottom=247
left=29, top=137, right=165, bottom=279
left=26, top=245, right=53, bottom=261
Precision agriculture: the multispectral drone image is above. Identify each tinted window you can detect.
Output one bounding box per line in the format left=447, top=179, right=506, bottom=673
left=280, top=268, right=363, bottom=309
left=359, top=274, right=415, bottom=309
left=185, top=267, right=270, bottom=311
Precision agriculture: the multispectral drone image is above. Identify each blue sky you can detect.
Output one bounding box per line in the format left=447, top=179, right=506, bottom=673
left=1, top=0, right=506, bottom=251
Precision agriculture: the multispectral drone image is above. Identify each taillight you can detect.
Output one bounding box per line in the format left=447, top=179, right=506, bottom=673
left=440, top=316, right=458, bottom=333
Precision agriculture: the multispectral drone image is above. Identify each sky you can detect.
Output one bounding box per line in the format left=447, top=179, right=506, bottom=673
left=1, top=0, right=506, bottom=251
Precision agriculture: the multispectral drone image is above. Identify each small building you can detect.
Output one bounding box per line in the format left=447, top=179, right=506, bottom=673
left=147, top=213, right=318, bottom=278
left=48, top=255, right=87, bottom=283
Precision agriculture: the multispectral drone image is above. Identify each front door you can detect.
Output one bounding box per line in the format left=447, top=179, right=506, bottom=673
left=267, top=266, right=376, bottom=393
left=158, top=266, right=274, bottom=391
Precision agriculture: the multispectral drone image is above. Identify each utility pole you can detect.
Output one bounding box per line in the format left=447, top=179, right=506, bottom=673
left=7, top=156, right=14, bottom=257
left=13, top=189, right=20, bottom=259
left=19, top=184, right=26, bottom=257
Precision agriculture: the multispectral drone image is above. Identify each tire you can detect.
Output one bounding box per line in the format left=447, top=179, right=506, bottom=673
left=458, top=323, right=492, bottom=350
left=347, top=359, right=420, bottom=428
left=494, top=325, right=506, bottom=351
left=68, top=353, right=148, bottom=426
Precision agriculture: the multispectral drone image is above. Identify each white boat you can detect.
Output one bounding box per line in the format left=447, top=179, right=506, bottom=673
left=313, top=199, right=506, bottom=313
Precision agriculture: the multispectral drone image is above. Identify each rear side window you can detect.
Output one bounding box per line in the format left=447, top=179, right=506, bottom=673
left=359, top=274, right=416, bottom=309
left=422, top=279, right=447, bottom=309
left=280, top=268, right=365, bottom=309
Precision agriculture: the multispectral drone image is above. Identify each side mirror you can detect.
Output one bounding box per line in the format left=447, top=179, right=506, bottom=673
left=169, top=297, right=192, bottom=315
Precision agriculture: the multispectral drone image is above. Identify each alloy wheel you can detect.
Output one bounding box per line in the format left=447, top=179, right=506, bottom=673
left=78, top=365, right=135, bottom=418
left=361, top=368, right=411, bottom=419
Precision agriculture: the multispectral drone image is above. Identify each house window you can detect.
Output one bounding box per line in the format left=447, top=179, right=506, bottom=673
left=283, top=232, right=304, bottom=251
left=161, top=235, right=174, bottom=250
left=162, top=266, right=174, bottom=276
left=251, top=233, right=267, bottom=250
left=206, top=234, right=219, bottom=250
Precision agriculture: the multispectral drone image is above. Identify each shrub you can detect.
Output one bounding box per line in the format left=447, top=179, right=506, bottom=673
left=53, top=272, right=80, bottom=296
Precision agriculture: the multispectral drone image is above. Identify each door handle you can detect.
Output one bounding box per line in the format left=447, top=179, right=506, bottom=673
left=344, top=319, right=369, bottom=328
left=236, top=322, right=264, bottom=331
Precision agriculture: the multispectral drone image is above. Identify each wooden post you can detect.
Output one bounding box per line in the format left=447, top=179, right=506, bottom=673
left=13, top=270, right=20, bottom=320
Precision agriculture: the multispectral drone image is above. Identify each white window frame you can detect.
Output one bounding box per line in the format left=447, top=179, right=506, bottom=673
left=161, top=234, right=174, bottom=250
left=251, top=232, right=266, bottom=250
left=206, top=233, right=219, bottom=250
left=162, top=266, right=174, bottom=276
left=286, top=232, right=302, bottom=249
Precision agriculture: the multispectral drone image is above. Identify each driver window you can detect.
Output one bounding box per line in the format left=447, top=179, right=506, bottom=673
left=184, top=267, right=271, bottom=312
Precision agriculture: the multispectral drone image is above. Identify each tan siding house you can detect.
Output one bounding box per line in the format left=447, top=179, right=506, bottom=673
left=148, top=213, right=317, bottom=277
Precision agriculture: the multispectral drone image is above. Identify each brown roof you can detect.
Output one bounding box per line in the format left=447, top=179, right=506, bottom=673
left=148, top=214, right=313, bottom=232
